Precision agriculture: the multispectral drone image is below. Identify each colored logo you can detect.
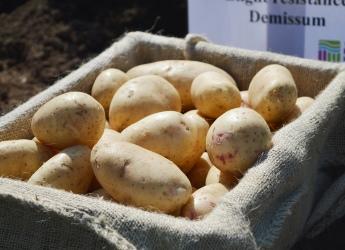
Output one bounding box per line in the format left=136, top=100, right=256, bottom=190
left=318, top=40, right=341, bottom=62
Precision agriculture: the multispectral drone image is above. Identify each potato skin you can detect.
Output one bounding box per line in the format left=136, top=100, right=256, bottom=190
left=206, top=108, right=272, bottom=174
left=248, top=64, right=298, bottom=123
left=240, top=90, right=250, bottom=108
left=91, top=68, right=129, bottom=114
left=127, top=60, right=231, bottom=111
left=183, top=110, right=210, bottom=171
left=109, top=75, right=181, bottom=131
left=91, top=142, right=192, bottom=213
left=0, top=139, right=53, bottom=180
left=187, top=152, right=212, bottom=189
left=191, top=71, right=241, bottom=118
left=181, top=183, right=228, bottom=219
left=28, top=145, right=93, bottom=194
left=121, top=111, right=198, bottom=173
left=205, top=165, right=239, bottom=189
left=285, top=96, right=315, bottom=123
left=31, top=92, right=105, bottom=149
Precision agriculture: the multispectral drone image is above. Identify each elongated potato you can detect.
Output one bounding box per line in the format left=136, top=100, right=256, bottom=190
left=205, top=165, right=239, bottom=188
left=184, top=110, right=210, bottom=170
left=248, top=64, right=298, bottom=123
left=191, top=71, right=241, bottom=118
left=187, top=152, right=212, bottom=189
left=28, top=145, right=93, bottom=194
left=206, top=108, right=272, bottom=174
left=109, top=75, right=181, bottom=131
left=181, top=183, right=228, bottom=219
left=91, top=142, right=192, bottom=213
left=91, top=68, right=129, bottom=114
left=0, top=139, right=53, bottom=180
left=31, top=92, right=105, bottom=149
left=121, top=111, right=198, bottom=173
left=127, top=60, right=231, bottom=110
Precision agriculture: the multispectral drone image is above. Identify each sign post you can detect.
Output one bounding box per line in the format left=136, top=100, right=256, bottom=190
left=188, top=0, right=345, bottom=62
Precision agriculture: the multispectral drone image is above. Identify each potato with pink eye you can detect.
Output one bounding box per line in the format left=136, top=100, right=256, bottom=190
left=206, top=107, right=272, bottom=174
left=191, top=71, right=241, bottom=119
left=181, top=183, right=228, bottom=220
left=109, top=75, right=181, bottom=131
left=248, top=64, right=298, bottom=124
left=91, top=68, right=129, bottom=114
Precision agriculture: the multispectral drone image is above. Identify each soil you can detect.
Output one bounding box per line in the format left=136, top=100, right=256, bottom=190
left=0, top=0, right=187, bottom=115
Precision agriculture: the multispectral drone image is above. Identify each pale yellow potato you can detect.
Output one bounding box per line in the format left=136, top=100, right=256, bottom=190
left=181, top=183, right=228, bottom=219
left=91, top=142, right=192, bottom=213
left=187, top=152, right=212, bottom=189
left=183, top=110, right=210, bottom=171
left=28, top=145, right=93, bottom=194
left=94, top=128, right=122, bottom=149
left=184, top=109, right=214, bottom=126
left=191, top=71, right=241, bottom=118
left=206, top=108, right=272, bottom=174
left=109, top=75, right=181, bottom=131
left=205, top=165, right=239, bottom=189
left=91, top=68, right=129, bottom=114
left=105, top=120, right=110, bottom=128
left=121, top=111, right=198, bottom=173
left=285, top=96, right=315, bottom=123
left=31, top=92, right=105, bottom=149
left=248, top=64, right=298, bottom=123
left=87, top=188, right=115, bottom=201
left=0, top=139, right=53, bottom=180
left=240, top=90, right=250, bottom=108
left=127, top=60, right=231, bottom=110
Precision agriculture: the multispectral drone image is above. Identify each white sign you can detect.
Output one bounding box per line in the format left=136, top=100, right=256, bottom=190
left=188, top=0, right=345, bottom=62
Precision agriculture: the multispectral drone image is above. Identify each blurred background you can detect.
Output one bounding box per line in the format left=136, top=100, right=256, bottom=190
left=0, top=0, right=187, bottom=114
left=0, top=1, right=344, bottom=249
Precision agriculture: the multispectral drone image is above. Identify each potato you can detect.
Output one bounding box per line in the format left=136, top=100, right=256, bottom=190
left=205, top=165, right=239, bottom=188
left=191, top=71, right=241, bottom=118
left=127, top=60, right=231, bottom=110
left=181, top=183, right=228, bottom=219
left=206, top=107, right=272, bottom=174
left=28, top=145, right=93, bottom=194
left=187, top=152, right=212, bottom=189
left=109, top=75, right=181, bottom=131
left=31, top=92, right=105, bottom=149
left=0, top=139, right=53, bottom=180
left=91, top=142, right=192, bottom=213
left=121, top=111, right=198, bottom=173
left=94, top=128, right=122, bottom=148
left=183, top=110, right=210, bottom=170
left=248, top=64, right=298, bottom=123
left=91, top=68, right=129, bottom=114
left=87, top=188, right=115, bottom=201
left=240, top=90, right=250, bottom=108
left=184, top=109, right=214, bottom=126
left=285, top=96, right=315, bottom=123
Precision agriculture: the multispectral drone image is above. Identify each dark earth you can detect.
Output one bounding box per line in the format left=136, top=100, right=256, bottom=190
left=0, top=0, right=344, bottom=249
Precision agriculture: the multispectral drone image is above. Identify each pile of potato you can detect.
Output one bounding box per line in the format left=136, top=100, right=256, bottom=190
left=0, top=60, right=314, bottom=219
